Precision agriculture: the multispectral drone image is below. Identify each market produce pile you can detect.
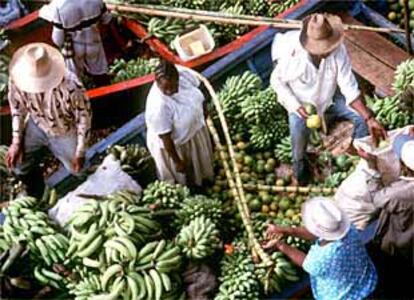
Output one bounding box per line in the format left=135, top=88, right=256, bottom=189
left=115, top=0, right=300, bottom=50
left=366, top=59, right=414, bottom=130
left=0, top=146, right=25, bottom=203
left=109, top=58, right=159, bottom=83
left=383, top=0, right=414, bottom=30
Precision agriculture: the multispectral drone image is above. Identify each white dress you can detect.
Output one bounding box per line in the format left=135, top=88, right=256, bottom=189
left=145, top=67, right=214, bottom=186
left=39, top=0, right=111, bottom=76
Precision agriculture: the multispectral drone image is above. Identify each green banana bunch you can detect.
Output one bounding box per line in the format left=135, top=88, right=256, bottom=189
left=176, top=216, right=221, bottom=260
left=268, top=0, right=301, bottom=17
left=274, top=136, right=292, bottom=164
left=34, top=266, right=68, bottom=290
left=255, top=251, right=300, bottom=295
left=175, top=195, right=223, bottom=227
left=135, top=240, right=182, bottom=273
left=217, top=71, right=262, bottom=136
left=324, top=171, right=349, bottom=188
left=107, top=144, right=156, bottom=179
left=246, top=0, right=267, bottom=16
left=67, top=198, right=161, bottom=260
left=109, top=58, right=159, bottom=83
left=2, top=197, right=69, bottom=267
left=0, top=145, right=25, bottom=202
left=365, top=94, right=412, bottom=130
left=215, top=250, right=260, bottom=300
left=393, top=59, right=414, bottom=95
left=67, top=272, right=102, bottom=300
left=147, top=17, right=197, bottom=45
left=141, top=180, right=190, bottom=209
left=241, top=87, right=284, bottom=126
left=249, top=122, right=289, bottom=151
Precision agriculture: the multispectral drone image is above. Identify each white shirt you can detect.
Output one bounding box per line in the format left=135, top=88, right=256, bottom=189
left=145, top=67, right=205, bottom=147
left=270, top=31, right=360, bottom=115
left=39, top=0, right=111, bottom=76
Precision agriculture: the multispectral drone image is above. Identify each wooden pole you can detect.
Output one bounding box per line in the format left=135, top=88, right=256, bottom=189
left=107, top=3, right=405, bottom=33
left=403, top=0, right=413, bottom=55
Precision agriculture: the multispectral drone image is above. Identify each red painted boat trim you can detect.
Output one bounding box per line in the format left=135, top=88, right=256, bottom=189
left=6, top=10, right=39, bottom=30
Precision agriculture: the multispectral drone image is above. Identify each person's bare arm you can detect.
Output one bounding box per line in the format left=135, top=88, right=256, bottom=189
left=349, top=96, right=387, bottom=146
left=275, top=241, right=307, bottom=267
left=266, top=224, right=317, bottom=241
left=159, top=133, right=185, bottom=172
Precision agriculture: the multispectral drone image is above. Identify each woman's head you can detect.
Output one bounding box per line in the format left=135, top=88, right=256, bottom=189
left=155, top=60, right=179, bottom=96
left=302, top=197, right=351, bottom=241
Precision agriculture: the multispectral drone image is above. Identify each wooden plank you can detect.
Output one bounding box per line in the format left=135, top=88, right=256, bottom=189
left=344, top=39, right=395, bottom=96
left=339, top=13, right=410, bottom=69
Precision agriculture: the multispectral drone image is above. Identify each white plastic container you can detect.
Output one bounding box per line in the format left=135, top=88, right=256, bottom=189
left=173, top=25, right=215, bottom=62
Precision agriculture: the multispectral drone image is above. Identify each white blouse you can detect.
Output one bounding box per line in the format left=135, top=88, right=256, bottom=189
left=145, top=66, right=205, bottom=147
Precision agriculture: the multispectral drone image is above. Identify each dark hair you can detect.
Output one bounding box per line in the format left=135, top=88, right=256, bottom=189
left=155, top=59, right=178, bottom=81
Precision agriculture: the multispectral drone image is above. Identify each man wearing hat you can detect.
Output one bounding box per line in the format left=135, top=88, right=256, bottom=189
left=5, top=43, right=91, bottom=196
left=264, top=197, right=377, bottom=300
left=39, top=0, right=112, bottom=83
left=334, top=129, right=414, bottom=231
left=270, top=13, right=386, bottom=185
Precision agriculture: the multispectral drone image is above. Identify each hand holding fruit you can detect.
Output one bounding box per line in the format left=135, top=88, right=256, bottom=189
left=367, top=118, right=387, bottom=147
left=297, top=106, right=309, bottom=120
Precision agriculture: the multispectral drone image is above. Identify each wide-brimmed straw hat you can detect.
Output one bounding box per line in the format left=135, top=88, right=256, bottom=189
left=9, top=43, right=65, bottom=93
left=302, top=197, right=351, bottom=241
left=300, top=13, right=344, bottom=55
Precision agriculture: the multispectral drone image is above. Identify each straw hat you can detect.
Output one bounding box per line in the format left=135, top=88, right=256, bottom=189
left=300, top=13, right=344, bottom=56
left=302, top=197, right=351, bottom=241
left=9, top=43, right=65, bottom=93
left=393, top=134, right=414, bottom=171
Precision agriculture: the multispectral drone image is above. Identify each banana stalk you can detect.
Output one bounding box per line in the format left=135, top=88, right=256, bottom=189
left=243, top=184, right=337, bottom=195
left=188, top=68, right=272, bottom=267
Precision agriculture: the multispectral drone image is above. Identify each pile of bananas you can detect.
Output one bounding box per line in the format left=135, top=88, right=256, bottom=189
left=241, top=88, right=284, bottom=126
left=0, top=146, right=25, bottom=202
left=274, top=136, right=292, bottom=164
left=109, top=58, right=159, bottom=83
left=393, top=59, right=414, bottom=95
left=107, top=144, right=156, bottom=178
left=218, top=71, right=262, bottom=137
left=141, top=180, right=190, bottom=209
left=215, top=251, right=260, bottom=300
left=77, top=239, right=183, bottom=300
left=175, top=195, right=223, bottom=227
left=249, top=122, right=289, bottom=151
left=366, top=94, right=412, bottom=129
left=1, top=196, right=72, bottom=289
left=66, top=198, right=161, bottom=258
left=176, top=216, right=221, bottom=260
left=255, top=251, right=300, bottom=294
left=0, top=53, right=9, bottom=106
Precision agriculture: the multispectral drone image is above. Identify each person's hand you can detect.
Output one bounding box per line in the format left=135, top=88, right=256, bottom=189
left=175, top=159, right=186, bottom=173
left=5, top=143, right=23, bottom=170
left=297, top=106, right=309, bottom=119
left=72, top=156, right=85, bottom=173
left=366, top=118, right=387, bottom=147
left=356, top=147, right=377, bottom=170
left=266, top=224, right=286, bottom=240
left=409, top=127, right=414, bottom=136
left=262, top=239, right=287, bottom=251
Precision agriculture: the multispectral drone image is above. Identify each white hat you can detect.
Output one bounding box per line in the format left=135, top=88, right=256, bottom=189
left=401, top=141, right=414, bottom=171
left=9, top=43, right=65, bottom=93
left=302, top=197, right=351, bottom=241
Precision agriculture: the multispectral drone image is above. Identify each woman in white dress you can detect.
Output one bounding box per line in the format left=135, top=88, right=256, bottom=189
left=145, top=60, right=214, bottom=186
